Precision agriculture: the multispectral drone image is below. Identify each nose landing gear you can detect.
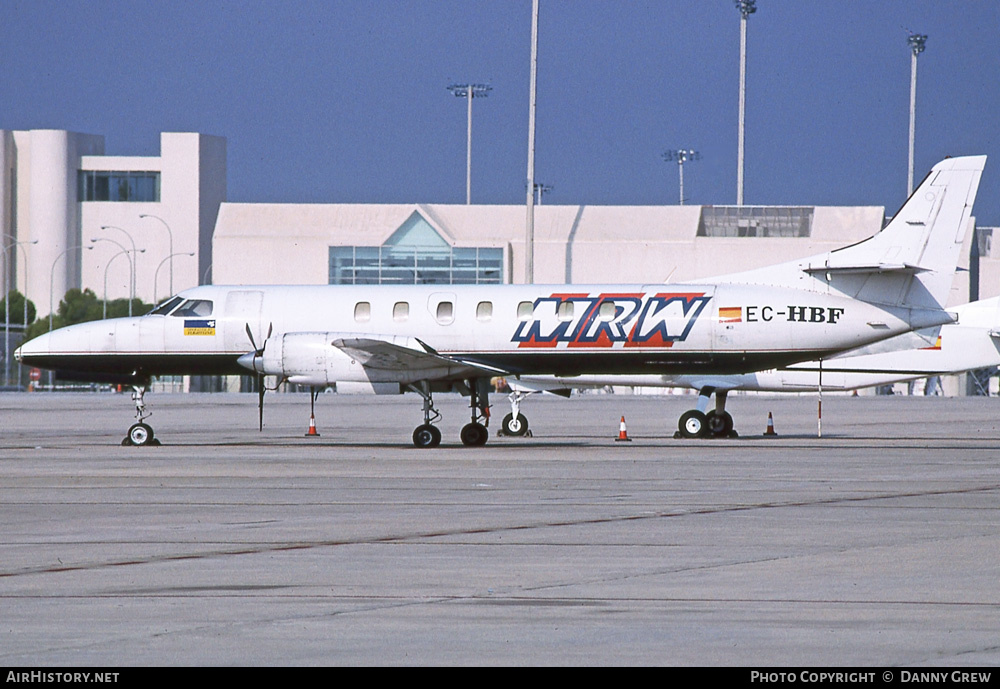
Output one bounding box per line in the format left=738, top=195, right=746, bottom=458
left=123, top=384, right=160, bottom=446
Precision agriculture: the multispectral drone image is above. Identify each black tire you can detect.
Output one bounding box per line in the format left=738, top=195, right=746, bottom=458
left=501, top=413, right=529, bottom=437
left=460, top=422, right=489, bottom=446
left=127, top=423, right=154, bottom=446
left=678, top=410, right=708, bottom=439
left=413, top=424, right=442, bottom=448
left=706, top=410, right=734, bottom=438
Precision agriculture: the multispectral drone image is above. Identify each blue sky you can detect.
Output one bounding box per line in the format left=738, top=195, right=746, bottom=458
left=3, top=1, right=999, bottom=224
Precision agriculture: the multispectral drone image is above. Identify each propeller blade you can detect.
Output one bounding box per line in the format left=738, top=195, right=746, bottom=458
left=245, top=323, right=258, bottom=353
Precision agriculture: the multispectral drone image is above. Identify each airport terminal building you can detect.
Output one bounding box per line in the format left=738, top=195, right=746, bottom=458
left=2, top=129, right=997, bottom=393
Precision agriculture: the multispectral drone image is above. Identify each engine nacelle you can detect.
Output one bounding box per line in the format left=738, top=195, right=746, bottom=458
left=255, top=332, right=360, bottom=387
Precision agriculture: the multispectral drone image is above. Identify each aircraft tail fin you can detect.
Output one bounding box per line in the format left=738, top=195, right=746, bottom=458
left=712, top=155, right=986, bottom=311
left=818, top=155, right=985, bottom=309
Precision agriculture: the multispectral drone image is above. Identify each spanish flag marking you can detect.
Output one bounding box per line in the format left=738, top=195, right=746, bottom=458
left=184, top=319, right=216, bottom=336
left=718, top=307, right=742, bottom=323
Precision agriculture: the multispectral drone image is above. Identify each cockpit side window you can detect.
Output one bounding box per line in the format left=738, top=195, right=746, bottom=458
left=171, top=299, right=214, bottom=317
left=149, top=296, right=184, bottom=316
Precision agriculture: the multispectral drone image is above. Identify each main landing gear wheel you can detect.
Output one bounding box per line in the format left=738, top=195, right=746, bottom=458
left=124, top=422, right=158, bottom=447
left=706, top=410, right=737, bottom=438
left=461, top=422, right=489, bottom=446
left=677, top=410, right=708, bottom=439
left=413, top=423, right=442, bottom=448
left=500, top=413, right=529, bottom=437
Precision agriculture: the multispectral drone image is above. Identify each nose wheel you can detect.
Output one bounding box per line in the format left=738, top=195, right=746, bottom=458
left=122, top=385, right=160, bottom=446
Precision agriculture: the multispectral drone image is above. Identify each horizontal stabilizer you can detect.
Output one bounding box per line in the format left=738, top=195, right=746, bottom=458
left=802, top=263, right=928, bottom=275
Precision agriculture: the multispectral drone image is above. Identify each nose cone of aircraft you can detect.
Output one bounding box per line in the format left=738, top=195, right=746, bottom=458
left=14, top=330, right=54, bottom=366
left=237, top=351, right=263, bottom=375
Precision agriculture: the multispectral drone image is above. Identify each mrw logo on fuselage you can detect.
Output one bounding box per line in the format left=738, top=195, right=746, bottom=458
left=512, top=292, right=711, bottom=348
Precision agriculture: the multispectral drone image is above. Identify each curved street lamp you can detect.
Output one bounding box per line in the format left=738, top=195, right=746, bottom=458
left=49, top=245, right=94, bottom=333
left=139, top=214, right=174, bottom=297
left=3, top=239, right=39, bottom=385
left=102, top=248, right=144, bottom=319
left=91, top=237, right=144, bottom=317
left=154, top=252, right=194, bottom=304
left=101, top=225, right=138, bottom=308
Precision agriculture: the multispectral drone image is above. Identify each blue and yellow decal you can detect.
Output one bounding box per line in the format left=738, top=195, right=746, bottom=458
left=183, top=319, right=216, bottom=336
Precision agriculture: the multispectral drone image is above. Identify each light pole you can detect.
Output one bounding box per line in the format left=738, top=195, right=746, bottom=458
left=2, top=240, right=38, bottom=385
left=140, top=214, right=174, bottom=297
left=91, top=237, right=143, bottom=317
left=447, top=83, right=492, bottom=205
left=663, top=150, right=701, bottom=205
left=154, top=252, right=194, bottom=304
left=735, top=0, right=756, bottom=206
left=101, top=225, right=138, bottom=309
left=525, top=0, right=539, bottom=284
left=101, top=248, right=146, bottom=319
left=49, top=245, right=93, bottom=334
left=46, top=245, right=92, bottom=387
left=907, top=32, right=927, bottom=196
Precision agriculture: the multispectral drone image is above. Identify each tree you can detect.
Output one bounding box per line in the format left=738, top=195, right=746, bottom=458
left=0, top=290, right=36, bottom=325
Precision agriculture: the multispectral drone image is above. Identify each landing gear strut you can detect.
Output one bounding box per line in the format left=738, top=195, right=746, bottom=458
left=409, top=381, right=442, bottom=448
left=459, top=377, right=490, bottom=446
left=676, top=387, right=738, bottom=439
left=123, top=384, right=159, bottom=446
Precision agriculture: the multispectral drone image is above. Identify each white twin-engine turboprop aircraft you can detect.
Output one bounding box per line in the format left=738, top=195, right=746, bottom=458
left=15, top=156, right=986, bottom=447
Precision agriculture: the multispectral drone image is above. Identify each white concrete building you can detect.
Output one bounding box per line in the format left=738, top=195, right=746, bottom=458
left=1, top=130, right=225, bottom=317
left=213, top=202, right=987, bottom=309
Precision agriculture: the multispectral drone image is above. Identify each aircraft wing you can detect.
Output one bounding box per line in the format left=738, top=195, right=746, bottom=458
left=332, top=334, right=500, bottom=380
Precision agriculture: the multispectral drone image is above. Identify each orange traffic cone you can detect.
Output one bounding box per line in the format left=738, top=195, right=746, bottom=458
left=615, top=416, right=632, bottom=442
left=763, top=412, right=777, bottom=436
left=305, top=413, right=320, bottom=437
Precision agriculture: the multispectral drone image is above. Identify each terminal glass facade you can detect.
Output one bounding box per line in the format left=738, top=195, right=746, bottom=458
left=78, top=171, right=161, bottom=202
left=328, top=211, right=503, bottom=284
left=698, top=206, right=813, bottom=238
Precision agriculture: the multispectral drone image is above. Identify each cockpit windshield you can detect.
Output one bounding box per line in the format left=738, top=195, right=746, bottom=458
left=149, top=296, right=184, bottom=316
left=171, top=299, right=214, bottom=317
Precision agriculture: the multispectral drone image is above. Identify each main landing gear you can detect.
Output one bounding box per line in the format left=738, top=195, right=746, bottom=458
left=407, top=378, right=491, bottom=448
left=122, top=384, right=160, bottom=446
left=676, top=387, right=738, bottom=439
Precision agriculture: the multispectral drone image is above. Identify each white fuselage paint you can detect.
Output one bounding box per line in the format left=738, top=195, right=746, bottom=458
left=16, top=282, right=952, bottom=387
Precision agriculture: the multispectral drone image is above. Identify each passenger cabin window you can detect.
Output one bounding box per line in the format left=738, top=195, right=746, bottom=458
left=598, top=301, right=616, bottom=321
left=517, top=301, right=533, bottom=321
left=355, top=302, right=371, bottom=322
left=436, top=301, right=454, bottom=325
left=476, top=301, right=493, bottom=322
left=557, top=301, right=574, bottom=322
left=171, top=299, right=213, bottom=317
left=393, top=302, right=409, bottom=322
left=150, top=296, right=183, bottom=316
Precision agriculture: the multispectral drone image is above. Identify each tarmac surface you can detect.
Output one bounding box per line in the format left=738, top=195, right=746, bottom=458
left=1, top=390, right=999, bottom=666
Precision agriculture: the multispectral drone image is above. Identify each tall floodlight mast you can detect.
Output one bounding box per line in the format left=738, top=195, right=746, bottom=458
left=907, top=32, right=927, bottom=196
left=447, top=83, right=492, bottom=205
left=525, top=0, right=539, bottom=283
left=735, top=0, right=756, bottom=206
left=663, top=150, right=701, bottom=205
